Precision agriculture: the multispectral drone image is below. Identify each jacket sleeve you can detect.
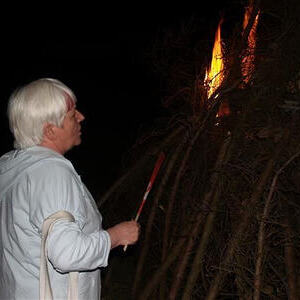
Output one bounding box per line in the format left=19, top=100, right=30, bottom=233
left=28, top=159, right=111, bottom=272
left=47, top=219, right=111, bottom=272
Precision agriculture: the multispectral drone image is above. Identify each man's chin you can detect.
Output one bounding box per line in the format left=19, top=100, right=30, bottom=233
left=75, top=138, right=82, bottom=146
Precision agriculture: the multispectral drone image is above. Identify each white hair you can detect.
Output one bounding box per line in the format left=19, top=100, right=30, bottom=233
left=7, top=78, right=77, bottom=149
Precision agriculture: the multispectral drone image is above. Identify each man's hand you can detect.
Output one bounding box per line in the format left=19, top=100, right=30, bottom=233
left=107, top=221, right=140, bottom=249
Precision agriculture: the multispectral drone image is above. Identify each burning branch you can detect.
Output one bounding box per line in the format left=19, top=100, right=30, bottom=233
left=205, top=18, right=225, bottom=99
left=242, top=0, right=260, bottom=84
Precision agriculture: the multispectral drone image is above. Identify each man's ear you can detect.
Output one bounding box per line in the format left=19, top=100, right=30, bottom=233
left=43, top=123, right=57, bottom=141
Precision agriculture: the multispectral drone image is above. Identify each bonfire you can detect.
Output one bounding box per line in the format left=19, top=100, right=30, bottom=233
left=101, top=0, right=300, bottom=299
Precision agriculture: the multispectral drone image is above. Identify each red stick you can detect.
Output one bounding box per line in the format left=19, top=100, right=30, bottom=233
left=123, top=152, right=166, bottom=251
left=135, top=152, right=165, bottom=221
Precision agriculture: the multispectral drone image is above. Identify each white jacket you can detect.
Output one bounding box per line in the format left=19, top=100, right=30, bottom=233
left=0, top=146, right=111, bottom=300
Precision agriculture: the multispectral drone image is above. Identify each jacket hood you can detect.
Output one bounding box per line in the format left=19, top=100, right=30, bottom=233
left=0, top=146, right=64, bottom=196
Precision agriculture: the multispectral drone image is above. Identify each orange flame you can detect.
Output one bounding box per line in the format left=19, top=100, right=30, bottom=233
left=242, top=1, right=260, bottom=83
left=205, top=18, right=224, bottom=99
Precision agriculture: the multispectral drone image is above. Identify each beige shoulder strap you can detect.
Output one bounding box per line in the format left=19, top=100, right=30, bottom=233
left=40, top=210, right=79, bottom=300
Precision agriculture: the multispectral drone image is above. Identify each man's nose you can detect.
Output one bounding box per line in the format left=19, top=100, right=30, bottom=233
left=76, top=110, right=85, bottom=122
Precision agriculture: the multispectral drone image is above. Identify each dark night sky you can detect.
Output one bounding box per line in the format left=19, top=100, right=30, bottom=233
left=0, top=2, right=242, bottom=197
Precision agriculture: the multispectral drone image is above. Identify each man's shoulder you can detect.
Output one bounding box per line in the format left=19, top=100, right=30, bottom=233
left=25, top=147, right=77, bottom=177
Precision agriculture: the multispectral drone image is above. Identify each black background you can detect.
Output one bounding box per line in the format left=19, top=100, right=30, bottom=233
left=0, top=1, right=240, bottom=197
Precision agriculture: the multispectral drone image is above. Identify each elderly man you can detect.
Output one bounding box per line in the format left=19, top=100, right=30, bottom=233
left=0, top=78, right=140, bottom=299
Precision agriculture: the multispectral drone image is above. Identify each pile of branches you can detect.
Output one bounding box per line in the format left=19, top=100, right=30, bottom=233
left=101, top=0, right=300, bottom=299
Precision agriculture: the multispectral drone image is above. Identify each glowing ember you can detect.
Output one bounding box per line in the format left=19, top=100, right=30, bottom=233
left=205, top=18, right=224, bottom=99
left=216, top=101, right=230, bottom=118
left=242, top=0, right=260, bottom=83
